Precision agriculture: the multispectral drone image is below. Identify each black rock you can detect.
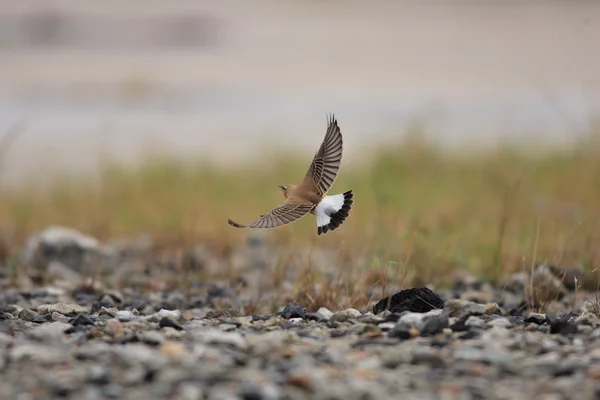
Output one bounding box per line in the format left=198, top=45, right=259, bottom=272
left=388, top=326, right=414, bottom=340
left=159, top=317, right=184, bottom=331
left=0, top=312, right=13, bottom=320
left=68, top=313, right=96, bottom=327
left=372, top=287, right=444, bottom=315
left=31, top=314, right=53, bottom=324
left=547, top=312, right=579, bottom=335
left=251, top=314, right=273, bottom=322
left=458, top=330, right=481, bottom=340
left=381, top=313, right=403, bottom=324
left=239, top=383, right=263, bottom=400
left=280, top=302, right=306, bottom=319
left=549, top=320, right=578, bottom=335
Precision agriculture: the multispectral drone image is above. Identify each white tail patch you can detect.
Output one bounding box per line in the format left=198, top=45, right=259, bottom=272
left=315, top=191, right=354, bottom=235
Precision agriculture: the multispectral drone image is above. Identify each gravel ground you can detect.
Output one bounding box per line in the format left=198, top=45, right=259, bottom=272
left=0, top=226, right=599, bottom=399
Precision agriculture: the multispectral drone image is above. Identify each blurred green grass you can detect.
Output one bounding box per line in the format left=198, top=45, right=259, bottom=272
left=1, top=125, right=599, bottom=288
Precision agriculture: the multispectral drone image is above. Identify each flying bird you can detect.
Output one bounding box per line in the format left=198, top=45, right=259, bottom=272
left=227, top=114, right=353, bottom=235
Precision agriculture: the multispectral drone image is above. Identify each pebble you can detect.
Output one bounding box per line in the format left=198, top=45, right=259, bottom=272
left=38, top=303, right=89, bottom=316
left=1, top=229, right=597, bottom=399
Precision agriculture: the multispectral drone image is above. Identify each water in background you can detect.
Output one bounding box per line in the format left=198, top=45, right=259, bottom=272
left=0, top=0, right=599, bottom=188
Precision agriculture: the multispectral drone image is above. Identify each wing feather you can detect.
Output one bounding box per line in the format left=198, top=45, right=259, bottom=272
left=228, top=202, right=314, bottom=229
left=304, top=114, right=343, bottom=195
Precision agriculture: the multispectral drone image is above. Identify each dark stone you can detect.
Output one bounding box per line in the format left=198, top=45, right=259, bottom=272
left=0, top=312, right=13, bottom=320
left=159, top=317, right=183, bottom=331
left=372, top=287, right=444, bottom=315
left=330, top=329, right=347, bottom=338
left=326, top=320, right=341, bottom=329
left=524, top=314, right=547, bottom=325
left=251, top=314, right=273, bottom=322
left=412, top=352, right=447, bottom=368
left=0, top=305, right=17, bottom=314
left=69, top=313, right=95, bottom=327
left=449, top=314, right=472, bottom=332
left=239, top=384, right=263, bottom=400
left=430, top=338, right=452, bottom=347
left=280, top=302, right=306, bottom=319
left=508, top=316, right=525, bottom=325
left=219, top=319, right=242, bottom=328
left=547, top=313, right=579, bottom=335
left=458, top=330, right=481, bottom=340
left=281, top=322, right=297, bottom=330
left=549, top=320, right=578, bottom=335
left=32, top=314, right=53, bottom=324
left=381, top=313, right=402, bottom=324
left=388, top=326, right=414, bottom=340
left=420, top=313, right=450, bottom=337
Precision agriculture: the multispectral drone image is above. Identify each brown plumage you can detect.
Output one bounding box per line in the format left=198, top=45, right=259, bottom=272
left=227, top=114, right=354, bottom=235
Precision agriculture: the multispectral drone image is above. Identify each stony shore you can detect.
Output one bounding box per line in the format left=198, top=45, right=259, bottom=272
left=0, top=226, right=598, bottom=399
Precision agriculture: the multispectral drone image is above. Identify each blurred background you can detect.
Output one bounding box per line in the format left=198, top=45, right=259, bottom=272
left=1, top=0, right=600, bottom=291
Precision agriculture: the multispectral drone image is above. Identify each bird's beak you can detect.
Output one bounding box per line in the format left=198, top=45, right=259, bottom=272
left=279, top=185, right=286, bottom=190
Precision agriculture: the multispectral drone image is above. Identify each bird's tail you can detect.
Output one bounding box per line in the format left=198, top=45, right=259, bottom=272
left=316, top=190, right=353, bottom=235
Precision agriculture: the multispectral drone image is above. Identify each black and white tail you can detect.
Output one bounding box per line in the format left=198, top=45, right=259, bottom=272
left=315, top=190, right=354, bottom=235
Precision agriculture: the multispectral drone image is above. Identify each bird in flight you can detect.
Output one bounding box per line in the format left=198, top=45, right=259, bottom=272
left=228, top=114, right=354, bottom=235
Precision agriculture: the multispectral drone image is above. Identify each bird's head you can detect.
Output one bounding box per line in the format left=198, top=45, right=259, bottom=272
left=278, top=184, right=293, bottom=198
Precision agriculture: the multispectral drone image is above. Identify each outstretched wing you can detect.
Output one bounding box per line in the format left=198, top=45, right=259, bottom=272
left=303, top=114, right=343, bottom=195
left=228, top=202, right=314, bottom=229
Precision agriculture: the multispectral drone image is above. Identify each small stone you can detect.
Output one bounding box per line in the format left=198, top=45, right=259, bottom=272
left=116, top=310, right=138, bottom=322
left=281, top=303, right=305, bottom=319
left=378, top=322, right=396, bottom=331
left=358, top=314, right=383, bottom=325
left=331, top=308, right=361, bottom=322
left=139, top=331, right=165, bottom=345
left=218, top=323, right=238, bottom=331
left=304, top=312, right=328, bottom=322
left=486, top=317, right=512, bottom=328
left=160, top=341, right=188, bottom=359
left=285, top=371, right=316, bottom=391
left=388, top=326, right=419, bottom=340
left=316, top=307, right=333, bottom=320
left=381, top=349, right=412, bottom=368
left=525, top=313, right=547, bottom=325
left=444, top=299, right=487, bottom=318
left=18, top=308, right=39, bottom=322
left=548, top=314, right=579, bottom=335
left=98, top=307, right=118, bottom=318
left=10, top=343, right=69, bottom=365
left=465, top=316, right=485, bottom=328
left=105, top=319, right=124, bottom=337
left=38, top=303, right=89, bottom=317
left=420, top=312, right=450, bottom=336
left=197, top=329, right=247, bottom=349
left=0, top=313, right=13, bottom=320
left=68, top=314, right=95, bottom=327
left=159, top=317, right=183, bottom=331
left=28, top=322, right=72, bottom=343
left=153, top=309, right=181, bottom=321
